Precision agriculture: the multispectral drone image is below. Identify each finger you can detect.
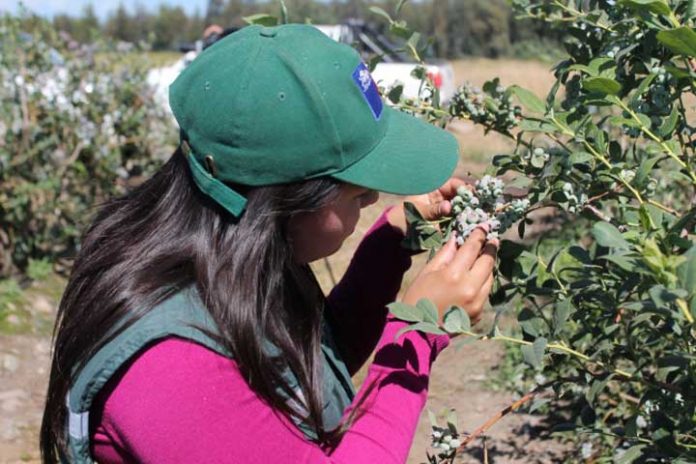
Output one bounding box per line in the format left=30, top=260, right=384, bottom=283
left=421, top=199, right=451, bottom=221
left=437, top=177, right=471, bottom=200
left=469, top=240, right=499, bottom=286
left=472, top=274, right=495, bottom=312
left=466, top=274, right=494, bottom=326
left=452, top=226, right=489, bottom=271
left=425, top=235, right=457, bottom=271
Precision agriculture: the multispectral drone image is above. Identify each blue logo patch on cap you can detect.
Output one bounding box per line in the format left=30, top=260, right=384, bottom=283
left=352, top=62, right=383, bottom=120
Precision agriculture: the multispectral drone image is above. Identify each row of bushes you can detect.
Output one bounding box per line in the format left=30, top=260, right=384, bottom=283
left=1, top=13, right=177, bottom=279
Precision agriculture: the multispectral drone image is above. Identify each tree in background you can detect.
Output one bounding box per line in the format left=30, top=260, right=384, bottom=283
left=432, top=0, right=448, bottom=59
left=53, top=4, right=99, bottom=44
left=447, top=0, right=511, bottom=58
left=153, top=5, right=189, bottom=50
left=46, top=0, right=562, bottom=57
left=105, top=3, right=139, bottom=43
left=206, top=0, right=226, bottom=26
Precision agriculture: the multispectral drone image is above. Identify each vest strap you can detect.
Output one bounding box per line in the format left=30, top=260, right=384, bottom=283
left=67, top=393, right=89, bottom=440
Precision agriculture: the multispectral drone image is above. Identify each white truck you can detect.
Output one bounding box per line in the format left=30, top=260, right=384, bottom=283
left=147, top=20, right=455, bottom=112
left=312, top=21, right=455, bottom=103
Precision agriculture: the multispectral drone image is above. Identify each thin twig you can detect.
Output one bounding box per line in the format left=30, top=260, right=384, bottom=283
left=459, top=387, right=546, bottom=449
left=583, top=204, right=612, bottom=223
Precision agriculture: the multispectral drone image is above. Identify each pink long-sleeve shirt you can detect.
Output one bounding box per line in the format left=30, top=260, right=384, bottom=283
left=90, top=209, right=449, bottom=463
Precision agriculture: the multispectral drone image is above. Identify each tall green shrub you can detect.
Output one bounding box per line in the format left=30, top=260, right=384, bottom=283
left=0, top=13, right=176, bottom=277
left=385, top=0, right=696, bottom=461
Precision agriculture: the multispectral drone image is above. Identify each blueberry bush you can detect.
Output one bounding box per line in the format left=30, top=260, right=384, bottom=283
left=386, top=0, right=696, bottom=461
left=0, top=13, right=176, bottom=278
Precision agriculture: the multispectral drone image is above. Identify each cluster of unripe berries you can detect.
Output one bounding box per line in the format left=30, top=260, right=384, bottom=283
left=561, top=182, right=588, bottom=214
left=450, top=80, right=521, bottom=133
left=430, top=427, right=461, bottom=456
left=523, top=147, right=551, bottom=168
left=616, top=169, right=658, bottom=196
left=450, top=176, right=530, bottom=243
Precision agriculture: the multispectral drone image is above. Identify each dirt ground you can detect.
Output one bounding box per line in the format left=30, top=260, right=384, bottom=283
left=0, top=58, right=574, bottom=463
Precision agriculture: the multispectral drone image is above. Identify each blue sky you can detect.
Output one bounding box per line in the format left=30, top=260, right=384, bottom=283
left=2, top=0, right=210, bottom=20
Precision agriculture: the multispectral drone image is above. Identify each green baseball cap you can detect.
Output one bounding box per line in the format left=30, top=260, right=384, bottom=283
left=169, top=23, right=459, bottom=217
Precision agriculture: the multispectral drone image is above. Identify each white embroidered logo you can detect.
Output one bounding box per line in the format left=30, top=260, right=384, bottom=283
left=358, top=69, right=372, bottom=92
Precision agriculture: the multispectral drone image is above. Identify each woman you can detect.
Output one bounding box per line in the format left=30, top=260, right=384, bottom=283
left=41, top=24, right=497, bottom=463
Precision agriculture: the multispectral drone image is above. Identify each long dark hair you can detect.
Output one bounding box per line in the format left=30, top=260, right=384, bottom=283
left=40, top=147, right=345, bottom=462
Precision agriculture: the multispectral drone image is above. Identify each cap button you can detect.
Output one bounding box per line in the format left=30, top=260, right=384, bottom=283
left=259, top=27, right=277, bottom=38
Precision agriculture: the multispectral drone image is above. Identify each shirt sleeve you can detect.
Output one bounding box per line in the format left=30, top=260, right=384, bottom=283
left=91, top=323, right=449, bottom=464
left=326, top=207, right=415, bottom=375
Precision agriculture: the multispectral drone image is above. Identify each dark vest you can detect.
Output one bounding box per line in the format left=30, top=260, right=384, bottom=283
left=64, top=286, right=355, bottom=462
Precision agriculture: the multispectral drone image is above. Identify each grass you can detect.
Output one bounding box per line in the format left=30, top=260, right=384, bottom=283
left=94, top=50, right=182, bottom=72
left=0, top=273, right=65, bottom=336
left=144, top=51, right=183, bottom=67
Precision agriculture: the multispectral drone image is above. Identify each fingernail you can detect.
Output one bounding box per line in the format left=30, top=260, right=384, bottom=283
left=477, top=223, right=490, bottom=233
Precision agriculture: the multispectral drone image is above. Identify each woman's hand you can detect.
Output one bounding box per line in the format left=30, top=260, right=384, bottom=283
left=386, top=177, right=470, bottom=235
left=401, top=226, right=497, bottom=325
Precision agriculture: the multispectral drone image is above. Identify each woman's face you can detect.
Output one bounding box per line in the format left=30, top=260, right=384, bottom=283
left=288, top=183, right=379, bottom=263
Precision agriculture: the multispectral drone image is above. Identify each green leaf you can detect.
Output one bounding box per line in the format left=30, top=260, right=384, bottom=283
left=657, top=27, right=696, bottom=57
left=553, top=300, right=574, bottom=335
left=417, top=298, right=439, bottom=324
left=396, top=322, right=446, bottom=339
left=586, top=375, right=613, bottom=405
left=369, top=6, right=393, bottom=23
left=582, top=77, right=622, bottom=95
left=509, top=85, right=546, bottom=114
left=629, top=74, right=657, bottom=106
left=569, top=151, right=593, bottom=165
left=616, top=445, right=647, bottom=464
left=635, top=156, right=661, bottom=188
left=588, top=57, right=616, bottom=75
left=593, top=222, right=631, bottom=249
left=658, top=106, right=680, bottom=138
left=427, top=409, right=438, bottom=428
left=648, top=285, right=687, bottom=307
left=638, top=204, right=656, bottom=230
left=443, top=306, right=471, bottom=334
left=518, top=118, right=557, bottom=133
left=389, top=21, right=412, bottom=40
left=407, top=32, right=421, bottom=50
left=521, top=337, right=547, bottom=369
left=677, top=246, right=696, bottom=296
left=395, top=0, right=409, bottom=14
left=656, top=354, right=689, bottom=382
left=529, top=396, right=550, bottom=413
left=664, top=64, right=693, bottom=78
left=619, top=0, right=672, bottom=16
left=608, top=113, right=650, bottom=129
left=368, top=54, right=382, bottom=72
left=242, top=14, right=279, bottom=26
left=446, top=409, right=458, bottom=432
left=387, top=84, right=404, bottom=104
left=406, top=32, right=422, bottom=61
left=388, top=302, right=424, bottom=322
left=518, top=308, right=544, bottom=337
left=568, top=64, right=597, bottom=76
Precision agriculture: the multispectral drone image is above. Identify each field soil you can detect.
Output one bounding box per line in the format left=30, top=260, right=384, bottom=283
left=0, top=58, right=573, bottom=463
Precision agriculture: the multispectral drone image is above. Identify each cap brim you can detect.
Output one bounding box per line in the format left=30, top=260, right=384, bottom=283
left=331, top=106, right=460, bottom=195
